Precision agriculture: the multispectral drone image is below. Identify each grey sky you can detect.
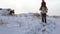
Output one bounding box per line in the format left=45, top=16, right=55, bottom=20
left=0, top=0, right=60, bottom=16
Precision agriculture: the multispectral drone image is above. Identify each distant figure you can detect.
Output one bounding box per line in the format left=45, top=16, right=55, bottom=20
left=9, top=10, right=15, bottom=15
left=0, top=8, right=15, bottom=16
left=39, top=0, right=48, bottom=23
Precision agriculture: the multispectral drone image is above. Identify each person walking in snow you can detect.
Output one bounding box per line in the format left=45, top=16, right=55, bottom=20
left=39, top=0, right=48, bottom=23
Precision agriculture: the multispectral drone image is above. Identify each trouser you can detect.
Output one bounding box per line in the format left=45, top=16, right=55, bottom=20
left=41, top=13, right=47, bottom=23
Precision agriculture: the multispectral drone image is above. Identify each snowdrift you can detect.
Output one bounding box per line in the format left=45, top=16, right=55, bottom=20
left=0, top=13, right=59, bottom=34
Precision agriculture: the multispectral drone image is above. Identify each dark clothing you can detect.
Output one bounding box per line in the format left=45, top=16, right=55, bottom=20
left=41, top=13, right=46, bottom=23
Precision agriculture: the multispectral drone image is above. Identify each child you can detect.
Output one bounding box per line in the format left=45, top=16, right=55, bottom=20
left=39, top=0, right=48, bottom=23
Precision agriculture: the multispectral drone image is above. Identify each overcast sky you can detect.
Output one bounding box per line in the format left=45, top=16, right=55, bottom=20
left=0, top=0, right=60, bottom=16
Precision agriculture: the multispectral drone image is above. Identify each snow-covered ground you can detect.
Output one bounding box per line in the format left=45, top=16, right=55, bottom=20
left=0, top=13, right=59, bottom=34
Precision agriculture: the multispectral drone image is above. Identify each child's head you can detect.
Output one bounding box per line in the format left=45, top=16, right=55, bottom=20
left=42, top=0, right=45, bottom=2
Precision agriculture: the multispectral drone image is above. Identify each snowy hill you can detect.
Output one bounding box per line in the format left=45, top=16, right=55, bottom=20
left=0, top=13, right=59, bottom=34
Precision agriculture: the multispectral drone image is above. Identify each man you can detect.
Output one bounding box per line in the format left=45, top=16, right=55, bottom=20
left=39, top=0, right=48, bottom=23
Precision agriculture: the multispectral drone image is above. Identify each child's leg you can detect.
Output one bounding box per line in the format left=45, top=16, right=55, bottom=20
left=42, top=16, right=44, bottom=22
left=44, top=14, right=47, bottom=23
left=41, top=13, right=44, bottom=22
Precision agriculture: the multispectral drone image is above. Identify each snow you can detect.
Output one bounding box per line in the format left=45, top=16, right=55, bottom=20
left=0, top=13, right=59, bottom=34
left=0, top=9, right=14, bottom=16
